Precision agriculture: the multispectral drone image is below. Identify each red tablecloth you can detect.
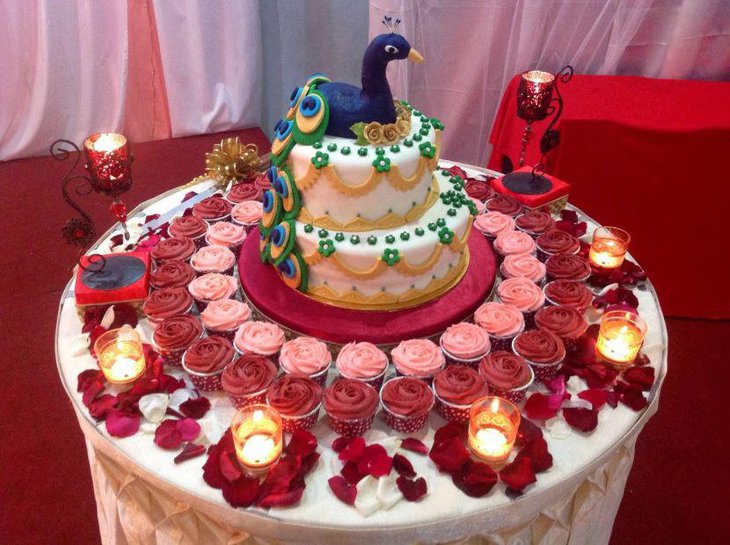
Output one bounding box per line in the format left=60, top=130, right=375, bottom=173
left=488, top=74, right=730, bottom=319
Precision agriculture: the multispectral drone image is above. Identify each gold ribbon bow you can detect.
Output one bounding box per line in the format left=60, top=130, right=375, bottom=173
left=205, top=138, right=266, bottom=186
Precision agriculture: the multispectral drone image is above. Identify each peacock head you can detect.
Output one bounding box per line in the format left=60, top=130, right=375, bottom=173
left=364, top=33, right=424, bottom=67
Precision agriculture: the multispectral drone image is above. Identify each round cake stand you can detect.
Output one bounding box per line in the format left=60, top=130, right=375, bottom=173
left=238, top=230, right=497, bottom=346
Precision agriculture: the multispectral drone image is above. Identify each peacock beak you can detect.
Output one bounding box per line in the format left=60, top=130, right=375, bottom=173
left=407, top=48, right=424, bottom=64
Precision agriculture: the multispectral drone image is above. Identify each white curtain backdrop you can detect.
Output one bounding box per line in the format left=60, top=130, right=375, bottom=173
left=369, top=0, right=730, bottom=165
left=0, top=0, right=128, bottom=161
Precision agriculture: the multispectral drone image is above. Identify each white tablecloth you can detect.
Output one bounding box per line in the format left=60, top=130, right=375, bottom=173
left=56, top=164, right=667, bottom=545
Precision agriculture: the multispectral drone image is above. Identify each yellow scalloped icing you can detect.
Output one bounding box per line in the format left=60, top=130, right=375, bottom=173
left=293, top=131, right=441, bottom=196
left=297, top=177, right=440, bottom=231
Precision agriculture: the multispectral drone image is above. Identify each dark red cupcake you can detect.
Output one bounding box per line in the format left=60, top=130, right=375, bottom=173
left=150, top=260, right=196, bottom=290
left=324, top=379, right=379, bottom=437
left=485, top=194, right=523, bottom=217
left=536, top=229, right=580, bottom=261
left=432, top=366, right=489, bottom=424
left=545, top=253, right=591, bottom=281
left=512, top=329, right=566, bottom=382
left=152, top=315, right=202, bottom=367
left=222, top=354, right=278, bottom=408
left=169, top=215, right=207, bottom=243
left=380, top=377, right=434, bottom=433
left=543, top=280, right=594, bottom=311
left=143, top=287, right=194, bottom=324
left=266, top=375, right=323, bottom=432
left=192, top=196, right=232, bottom=222
left=226, top=181, right=263, bottom=204
left=182, top=336, right=235, bottom=391
left=150, top=236, right=195, bottom=264
left=465, top=179, right=495, bottom=202
left=516, top=211, right=555, bottom=237
left=535, top=305, right=587, bottom=347
left=479, top=351, right=533, bottom=403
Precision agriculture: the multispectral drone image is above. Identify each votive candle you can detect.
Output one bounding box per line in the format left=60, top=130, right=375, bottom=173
left=517, top=70, right=555, bottom=122
left=589, top=226, right=631, bottom=270
left=93, top=327, right=146, bottom=384
left=468, top=397, right=521, bottom=465
left=596, top=310, right=647, bottom=366
left=231, top=405, right=283, bottom=475
left=83, top=132, right=132, bottom=195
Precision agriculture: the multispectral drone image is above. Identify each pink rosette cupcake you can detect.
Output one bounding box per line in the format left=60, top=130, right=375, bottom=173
left=324, top=379, right=379, bottom=437
left=187, top=273, right=239, bottom=312
left=500, top=253, right=546, bottom=284
left=380, top=377, right=435, bottom=433
left=515, top=211, right=555, bottom=238
left=205, top=221, right=247, bottom=259
left=234, top=321, right=286, bottom=359
left=192, top=196, right=233, bottom=224
left=535, top=229, right=580, bottom=262
left=486, top=194, right=523, bottom=217
left=496, top=277, right=545, bottom=329
left=474, top=302, right=525, bottom=351
left=231, top=200, right=264, bottom=233
left=473, top=211, right=515, bottom=241
left=544, top=280, right=594, bottom=312
left=222, top=354, right=278, bottom=408
left=200, top=298, right=251, bottom=341
left=182, top=336, right=235, bottom=391
left=169, top=215, right=208, bottom=249
left=143, top=287, right=194, bottom=324
left=479, top=351, right=534, bottom=404
left=150, top=260, right=196, bottom=290
left=493, top=230, right=536, bottom=262
left=152, top=315, right=203, bottom=367
left=512, top=329, right=566, bottom=383
left=191, top=245, right=236, bottom=276
left=432, top=366, right=489, bottom=425
left=266, top=375, right=323, bottom=432
left=336, top=342, right=389, bottom=391
left=391, top=338, right=446, bottom=383
left=439, top=323, right=491, bottom=369
left=468, top=197, right=486, bottom=215
left=279, top=336, right=332, bottom=387
left=535, top=305, right=588, bottom=348
left=545, top=253, right=591, bottom=282
left=150, top=236, right=195, bottom=266
left=226, top=181, right=263, bottom=204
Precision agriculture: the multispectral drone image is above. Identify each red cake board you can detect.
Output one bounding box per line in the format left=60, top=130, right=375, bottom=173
left=238, top=230, right=496, bottom=346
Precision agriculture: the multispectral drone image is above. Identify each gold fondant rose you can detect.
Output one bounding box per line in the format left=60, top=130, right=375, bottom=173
left=364, top=123, right=385, bottom=144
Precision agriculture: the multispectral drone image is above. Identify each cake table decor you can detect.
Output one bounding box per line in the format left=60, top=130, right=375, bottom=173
left=205, top=138, right=266, bottom=189
left=589, top=226, right=631, bottom=270
left=468, top=396, right=521, bottom=466
left=93, top=326, right=146, bottom=385
left=595, top=310, right=648, bottom=367
left=231, top=404, right=283, bottom=476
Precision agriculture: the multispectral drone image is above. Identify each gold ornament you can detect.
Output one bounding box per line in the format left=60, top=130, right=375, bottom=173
left=205, top=138, right=266, bottom=186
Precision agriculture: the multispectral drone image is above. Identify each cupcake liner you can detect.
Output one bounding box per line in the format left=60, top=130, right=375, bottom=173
left=542, top=282, right=592, bottom=313
left=536, top=245, right=579, bottom=263
left=235, top=346, right=281, bottom=364
left=380, top=404, right=431, bottom=433
left=546, top=271, right=591, bottom=284
left=499, top=262, right=546, bottom=285
left=279, top=403, right=322, bottom=433
left=512, top=338, right=564, bottom=383
left=337, top=365, right=388, bottom=392
left=191, top=233, right=207, bottom=250
left=203, top=213, right=231, bottom=225
left=181, top=355, right=225, bottom=392
left=522, top=309, right=539, bottom=330
left=327, top=413, right=376, bottom=438
left=205, top=326, right=238, bottom=343
left=204, top=236, right=244, bottom=260
left=281, top=362, right=331, bottom=388
left=439, top=344, right=488, bottom=371
left=145, top=302, right=195, bottom=326
left=193, top=264, right=235, bottom=277
left=393, top=367, right=440, bottom=386
left=152, top=255, right=193, bottom=270
left=157, top=346, right=186, bottom=368
left=226, top=387, right=269, bottom=410
left=432, top=391, right=472, bottom=425
left=485, top=366, right=535, bottom=405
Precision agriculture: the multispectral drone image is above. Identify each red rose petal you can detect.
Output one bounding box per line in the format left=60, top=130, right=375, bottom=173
left=109, top=304, right=139, bottom=329
left=523, top=392, right=565, bottom=420
left=338, top=436, right=365, bottom=462
left=328, top=475, right=357, bottom=505
left=367, top=455, right=393, bottom=478
left=396, top=476, right=428, bottom=502
left=174, top=443, right=206, bottom=464
left=544, top=374, right=566, bottom=396
left=219, top=451, right=243, bottom=483
left=106, top=409, right=140, bottom=438
left=88, top=394, right=117, bottom=420
left=176, top=417, right=201, bottom=441
left=516, top=436, right=553, bottom=473
left=623, top=366, right=654, bottom=391
left=400, top=437, right=429, bottom=455
left=203, top=445, right=226, bottom=489
left=144, top=213, right=160, bottom=225
left=221, top=476, right=260, bottom=508
left=154, top=419, right=183, bottom=449
left=428, top=436, right=471, bottom=474
left=182, top=191, right=198, bottom=202
left=620, top=384, right=648, bottom=411
left=262, top=456, right=302, bottom=493
left=286, top=429, right=318, bottom=457
left=452, top=461, right=498, bottom=497
left=392, top=454, right=416, bottom=478
left=159, top=374, right=186, bottom=394
left=499, top=455, right=536, bottom=494
left=179, top=395, right=211, bottom=419
left=341, top=460, right=366, bottom=485
left=82, top=380, right=105, bottom=406
left=77, top=369, right=104, bottom=393
left=332, top=437, right=352, bottom=453
left=563, top=407, right=599, bottom=432
left=299, top=451, right=320, bottom=476
left=515, top=417, right=543, bottom=448
left=584, top=364, right=618, bottom=389
left=257, top=486, right=305, bottom=508
left=356, top=444, right=388, bottom=475
left=578, top=388, right=608, bottom=411
left=606, top=389, right=621, bottom=408
left=433, top=422, right=465, bottom=448
left=88, top=325, right=108, bottom=352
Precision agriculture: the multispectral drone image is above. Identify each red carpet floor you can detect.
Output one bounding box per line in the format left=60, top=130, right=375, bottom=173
left=1, top=130, right=728, bottom=544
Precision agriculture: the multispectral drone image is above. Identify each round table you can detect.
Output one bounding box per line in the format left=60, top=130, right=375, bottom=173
left=55, top=162, right=667, bottom=545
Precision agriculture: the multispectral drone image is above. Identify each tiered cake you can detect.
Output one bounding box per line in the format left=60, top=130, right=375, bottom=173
left=258, top=34, right=475, bottom=311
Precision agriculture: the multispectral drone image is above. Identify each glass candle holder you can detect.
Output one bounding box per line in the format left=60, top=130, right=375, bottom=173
left=589, top=226, right=631, bottom=270
left=468, top=396, right=521, bottom=466
left=94, top=326, right=146, bottom=384
left=231, top=404, right=283, bottom=475
left=517, top=70, right=555, bottom=122
left=83, top=132, right=132, bottom=195
left=596, top=310, right=647, bottom=366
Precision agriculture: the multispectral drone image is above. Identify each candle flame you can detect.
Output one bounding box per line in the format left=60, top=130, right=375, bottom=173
left=253, top=409, right=263, bottom=422
left=490, top=397, right=500, bottom=413
left=92, top=133, right=125, bottom=153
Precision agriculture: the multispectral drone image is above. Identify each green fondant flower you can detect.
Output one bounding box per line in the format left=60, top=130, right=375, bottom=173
left=304, top=224, right=314, bottom=233
left=440, top=192, right=453, bottom=205
left=318, top=228, right=329, bottom=239
left=357, top=147, right=368, bottom=156
left=311, top=151, right=329, bottom=169
left=447, top=208, right=457, bottom=217
left=382, top=248, right=400, bottom=266
left=400, top=231, right=410, bottom=241
left=413, top=109, right=422, bottom=117
left=375, top=147, right=385, bottom=156
left=450, top=175, right=464, bottom=185
left=341, top=146, right=351, bottom=155
left=327, top=143, right=338, bottom=152
left=403, top=139, right=413, bottom=147
left=441, top=169, right=451, bottom=176
left=419, top=142, right=436, bottom=159
left=436, top=217, right=447, bottom=227
left=390, top=145, right=400, bottom=153
left=427, top=222, right=438, bottom=231
left=415, top=227, right=425, bottom=236
left=385, top=234, right=395, bottom=243
left=438, top=227, right=454, bottom=245
left=466, top=200, right=478, bottom=215
left=312, top=142, right=323, bottom=149
left=367, top=236, right=377, bottom=245
left=412, top=133, right=422, bottom=142
left=372, top=156, right=391, bottom=172
left=419, top=127, right=430, bottom=136
left=350, top=235, right=361, bottom=245
left=318, top=239, right=336, bottom=257
left=334, top=232, right=345, bottom=242
left=430, top=117, right=444, bottom=130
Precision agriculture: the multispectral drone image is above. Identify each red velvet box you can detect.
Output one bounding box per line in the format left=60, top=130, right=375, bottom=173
left=491, top=166, right=570, bottom=213
left=74, top=251, right=151, bottom=314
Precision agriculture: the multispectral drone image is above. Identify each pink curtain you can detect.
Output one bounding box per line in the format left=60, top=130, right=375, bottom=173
left=369, top=0, right=730, bottom=165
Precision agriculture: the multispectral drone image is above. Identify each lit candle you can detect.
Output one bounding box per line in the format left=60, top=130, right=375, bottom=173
left=596, top=310, right=647, bottom=366
left=231, top=405, right=283, bottom=474
left=83, top=132, right=132, bottom=195
left=93, top=327, right=146, bottom=384
left=517, top=70, right=555, bottom=122
left=468, top=397, right=521, bottom=465
left=589, top=226, right=631, bottom=270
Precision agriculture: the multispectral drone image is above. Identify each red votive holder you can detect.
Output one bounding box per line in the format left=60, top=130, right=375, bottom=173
left=517, top=71, right=555, bottom=122
left=83, top=133, right=132, bottom=195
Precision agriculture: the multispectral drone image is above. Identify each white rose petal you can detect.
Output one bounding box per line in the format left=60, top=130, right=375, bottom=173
left=138, top=393, right=170, bottom=423
left=140, top=421, right=157, bottom=435
left=354, top=476, right=381, bottom=517
left=546, top=417, right=572, bottom=440
left=376, top=473, right=403, bottom=510
left=566, top=376, right=585, bottom=394
left=563, top=398, right=593, bottom=410
left=100, top=306, right=116, bottom=329
left=71, top=335, right=90, bottom=357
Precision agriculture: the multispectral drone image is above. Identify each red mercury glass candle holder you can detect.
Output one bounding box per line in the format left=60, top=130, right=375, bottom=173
left=517, top=70, right=556, bottom=122
left=83, top=133, right=133, bottom=195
